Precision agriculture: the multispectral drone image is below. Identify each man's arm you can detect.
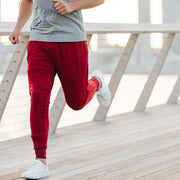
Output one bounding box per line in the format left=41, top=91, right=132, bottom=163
left=9, top=0, right=33, bottom=44
left=52, top=0, right=105, bottom=15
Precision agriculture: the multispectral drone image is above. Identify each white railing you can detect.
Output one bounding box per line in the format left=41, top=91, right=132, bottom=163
left=0, top=22, right=180, bottom=134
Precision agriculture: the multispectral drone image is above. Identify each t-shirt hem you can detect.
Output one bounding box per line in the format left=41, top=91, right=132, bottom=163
left=29, top=33, right=87, bottom=42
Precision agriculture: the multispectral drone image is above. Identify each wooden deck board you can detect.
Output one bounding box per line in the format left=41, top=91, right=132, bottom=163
left=0, top=74, right=177, bottom=142
left=0, top=104, right=180, bottom=180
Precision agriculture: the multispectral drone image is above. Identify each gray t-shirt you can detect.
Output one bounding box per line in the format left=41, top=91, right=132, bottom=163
left=29, top=0, right=87, bottom=42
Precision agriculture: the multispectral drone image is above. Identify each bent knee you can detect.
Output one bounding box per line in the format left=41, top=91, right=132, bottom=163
left=66, top=98, right=86, bottom=111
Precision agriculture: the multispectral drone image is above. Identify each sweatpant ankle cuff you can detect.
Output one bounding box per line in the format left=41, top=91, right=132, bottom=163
left=35, top=147, right=47, bottom=159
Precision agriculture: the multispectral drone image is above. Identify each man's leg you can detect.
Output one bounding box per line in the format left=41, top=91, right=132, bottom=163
left=27, top=41, right=56, bottom=160
left=54, top=41, right=99, bottom=110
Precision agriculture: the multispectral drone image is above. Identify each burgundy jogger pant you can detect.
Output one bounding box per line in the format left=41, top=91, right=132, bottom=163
left=27, top=41, right=99, bottom=159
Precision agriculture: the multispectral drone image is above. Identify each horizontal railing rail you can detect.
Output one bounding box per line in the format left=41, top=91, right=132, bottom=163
left=0, top=22, right=180, bottom=134
left=1, top=22, right=180, bottom=35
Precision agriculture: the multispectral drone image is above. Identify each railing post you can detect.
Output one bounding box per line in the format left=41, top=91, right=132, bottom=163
left=0, top=36, right=29, bottom=122
left=167, top=75, right=180, bottom=104
left=134, top=33, right=175, bottom=111
left=86, top=34, right=93, bottom=44
left=93, top=34, right=139, bottom=121
left=49, top=34, right=93, bottom=134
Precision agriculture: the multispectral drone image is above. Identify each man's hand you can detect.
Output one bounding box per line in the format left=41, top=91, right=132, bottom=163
left=52, top=0, right=75, bottom=15
left=9, top=28, right=21, bottom=45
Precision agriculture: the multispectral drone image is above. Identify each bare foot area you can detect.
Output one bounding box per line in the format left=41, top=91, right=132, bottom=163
left=36, top=158, right=47, bottom=165
left=95, top=77, right=102, bottom=90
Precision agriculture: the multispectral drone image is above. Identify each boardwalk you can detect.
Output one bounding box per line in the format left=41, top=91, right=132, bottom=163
left=0, top=104, right=180, bottom=180
left=0, top=74, right=178, bottom=141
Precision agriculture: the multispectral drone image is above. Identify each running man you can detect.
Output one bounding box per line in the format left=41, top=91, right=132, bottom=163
left=9, top=0, right=111, bottom=178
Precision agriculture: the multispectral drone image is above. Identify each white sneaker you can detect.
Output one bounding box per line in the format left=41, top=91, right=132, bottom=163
left=21, top=159, right=49, bottom=179
left=91, top=70, right=111, bottom=107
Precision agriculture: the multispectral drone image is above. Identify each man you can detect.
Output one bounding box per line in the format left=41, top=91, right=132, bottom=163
left=9, top=0, right=111, bottom=178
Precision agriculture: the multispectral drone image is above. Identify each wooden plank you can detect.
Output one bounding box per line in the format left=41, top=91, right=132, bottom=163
left=165, top=172, right=180, bottom=180
left=2, top=106, right=180, bottom=148
left=0, top=100, right=180, bottom=179
left=167, top=75, right=180, bottom=104
left=33, top=131, right=180, bottom=180
left=134, top=33, right=175, bottom=111
left=49, top=34, right=93, bottom=133
left=0, top=121, right=180, bottom=179
left=84, top=23, right=180, bottom=34
left=2, top=22, right=180, bottom=35
left=1, top=104, right=180, bottom=145
left=86, top=34, right=93, bottom=44
left=69, top=156, right=180, bottom=180
left=0, top=36, right=29, bottom=122
left=1, top=73, right=176, bottom=139
left=49, top=87, right=66, bottom=133
left=1, top=129, right=180, bottom=179
left=1, top=105, right=179, bottom=145
left=136, top=163, right=180, bottom=180
left=1, top=104, right=180, bottom=146
left=1, top=112, right=180, bottom=154
left=93, top=34, right=139, bottom=121
left=1, top=106, right=180, bottom=175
